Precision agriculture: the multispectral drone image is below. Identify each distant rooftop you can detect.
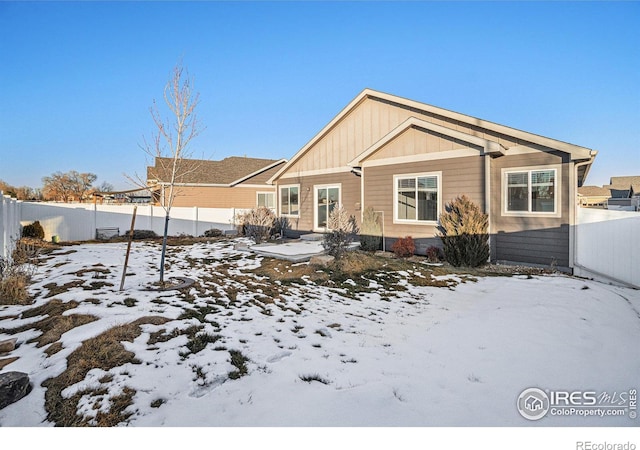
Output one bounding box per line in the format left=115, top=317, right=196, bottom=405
left=147, top=156, right=284, bottom=186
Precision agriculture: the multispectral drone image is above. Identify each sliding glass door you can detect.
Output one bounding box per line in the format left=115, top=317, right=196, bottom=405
left=315, top=185, right=340, bottom=230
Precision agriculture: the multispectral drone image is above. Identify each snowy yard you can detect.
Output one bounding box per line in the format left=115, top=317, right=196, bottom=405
left=1, top=239, right=639, bottom=427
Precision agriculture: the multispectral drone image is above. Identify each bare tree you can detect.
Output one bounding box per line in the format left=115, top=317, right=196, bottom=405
left=131, top=62, right=204, bottom=283
left=42, top=170, right=97, bottom=202
left=97, top=181, right=114, bottom=193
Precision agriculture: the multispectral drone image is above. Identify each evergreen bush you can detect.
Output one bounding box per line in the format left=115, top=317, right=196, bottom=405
left=437, top=195, right=489, bottom=267
left=21, top=221, right=45, bottom=240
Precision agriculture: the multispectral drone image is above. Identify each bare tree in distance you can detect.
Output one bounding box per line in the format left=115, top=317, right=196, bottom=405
left=128, top=62, right=205, bottom=284
left=42, top=170, right=97, bottom=202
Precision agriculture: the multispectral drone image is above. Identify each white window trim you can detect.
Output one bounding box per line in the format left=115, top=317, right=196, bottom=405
left=393, top=171, right=442, bottom=226
left=278, top=184, right=300, bottom=217
left=256, top=191, right=275, bottom=209
left=501, top=164, right=562, bottom=218
left=313, top=184, right=342, bottom=232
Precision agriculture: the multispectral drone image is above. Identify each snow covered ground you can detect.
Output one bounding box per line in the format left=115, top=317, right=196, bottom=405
left=1, top=239, right=639, bottom=428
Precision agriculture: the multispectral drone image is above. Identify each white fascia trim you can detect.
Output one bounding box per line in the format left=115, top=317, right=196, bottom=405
left=230, top=159, right=287, bottom=187
left=235, top=184, right=277, bottom=189
left=348, top=117, right=503, bottom=167
left=362, top=148, right=480, bottom=168
left=278, top=166, right=354, bottom=180
left=157, top=182, right=230, bottom=188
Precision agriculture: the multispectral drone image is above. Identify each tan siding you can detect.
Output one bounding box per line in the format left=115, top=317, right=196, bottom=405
left=490, top=150, right=571, bottom=266
left=364, top=156, right=484, bottom=240
left=166, top=186, right=274, bottom=208
left=277, top=172, right=361, bottom=233
left=283, top=96, right=532, bottom=176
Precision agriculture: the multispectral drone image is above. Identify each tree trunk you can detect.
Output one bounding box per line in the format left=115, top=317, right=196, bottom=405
left=159, top=212, right=170, bottom=283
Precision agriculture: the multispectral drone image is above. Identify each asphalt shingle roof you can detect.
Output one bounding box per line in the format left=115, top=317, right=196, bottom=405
left=147, top=156, right=282, bottom=185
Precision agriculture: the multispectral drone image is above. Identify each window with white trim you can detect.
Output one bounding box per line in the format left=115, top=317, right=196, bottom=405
left=395, top=174, right=439, bottom=222
left=506, top=169, right=556, bottom=213
left=257, top=192, right=275, bottom=209
left=279, top=185, right=299, bottom=216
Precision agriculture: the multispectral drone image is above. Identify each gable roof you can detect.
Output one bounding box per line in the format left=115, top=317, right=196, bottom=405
left=577, top=185, right=611, bottom=197
left=604, top=176, right=640, bottom=198
left=608, top=176, right=640, bottom=189
left=348, top=116, right=506, bottom=167
left=270, top=88, right=596, bottom=183
left=148, top=156, right=286, bottom=187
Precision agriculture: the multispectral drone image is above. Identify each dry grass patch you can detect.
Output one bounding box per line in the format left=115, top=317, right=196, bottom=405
left=0, top=272, right=32, bottom=305
left=42, top=315, right=170, bottom=427
left=0, top=300, right=99, bottom=348
left=43, top=280, right=85, bottom=298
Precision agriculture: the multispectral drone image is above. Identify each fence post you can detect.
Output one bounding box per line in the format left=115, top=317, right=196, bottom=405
left=0, top=192, right=5, bottom=259
left=193, top=206, right=198, bottom=237
left=93, top=202, right=98, bottom=240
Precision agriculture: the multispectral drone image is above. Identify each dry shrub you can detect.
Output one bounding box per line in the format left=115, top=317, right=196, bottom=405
left=0, top=273, right=30, bottom=305
left=391, top=236, right=415, bottom=258
left=0, top=239, right=39, bottom=305
left=236, top=207, right=275, bottom=244
left=322, top=206, right=358, bottom=260
left=359, top=207, right=382, bottom=252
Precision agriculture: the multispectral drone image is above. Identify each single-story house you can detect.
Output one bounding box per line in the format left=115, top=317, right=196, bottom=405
left=605, top=176, right=640, bottom=199
left=147, top=156, right=286, bottom=209
left=577, top=185, right=611, bottom=208
left=605, top=175, right=640, bottom=211
left=269, top=89, right=597, bottom=271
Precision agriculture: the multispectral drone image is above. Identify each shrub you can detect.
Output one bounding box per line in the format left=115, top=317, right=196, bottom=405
left=22, top=221, right=45, bottom=240
left=203, top=228, right=223, bottom=238
left=359, top=207, right=382, bottom=252
left=0, top=246, right=37, bottom=305
left=391, top=236, right=415, bottom=258
left=322, top=206, right=358, bottom=260
left=236, top=207, right=275, bottom=244
left=271, top=216, right=290, bottom=239
left=437, top=195, right=489, bottom=267
left=425, top=245, right=443, bottom=263
left=125, top=229, right=157, bottom=240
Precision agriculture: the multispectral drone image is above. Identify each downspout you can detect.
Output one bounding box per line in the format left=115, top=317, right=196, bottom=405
left=571, top=154, right=597, bottom=271
left=484, top=151, right=492, bottom=262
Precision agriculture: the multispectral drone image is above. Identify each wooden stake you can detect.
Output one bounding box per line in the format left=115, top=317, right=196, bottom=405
left=119, top=206, right=138, bottom=291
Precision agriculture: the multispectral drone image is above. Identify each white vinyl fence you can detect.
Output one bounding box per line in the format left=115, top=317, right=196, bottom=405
left=0, top=193, right=21, bottom=260
left=574, top=208, right=640, bottom=288
left=19, top=202, right=242, bottom=242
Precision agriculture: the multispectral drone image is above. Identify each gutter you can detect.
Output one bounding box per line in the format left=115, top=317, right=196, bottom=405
left=571, top=152, right=598, bottom=270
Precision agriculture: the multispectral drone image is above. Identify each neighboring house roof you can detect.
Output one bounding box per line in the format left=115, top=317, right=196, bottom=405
left=147, top=156, right=286, bottom=187
left=605, top=176, right=640, bottom=198
left=270, top=88, right=597, bottom=184
left=577, top=186, right=611, bottom=197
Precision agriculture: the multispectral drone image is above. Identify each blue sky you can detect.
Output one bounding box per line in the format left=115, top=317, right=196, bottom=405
left=0, top=1, right=638, bottom=190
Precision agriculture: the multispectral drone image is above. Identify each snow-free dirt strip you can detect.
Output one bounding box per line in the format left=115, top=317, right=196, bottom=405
left=1, top=239, right=639, bottom=426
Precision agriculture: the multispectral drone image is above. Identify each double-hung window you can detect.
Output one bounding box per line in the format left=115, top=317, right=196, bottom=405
left=394, top=173, right=440, bottom=223
left=505, top=168, right=557, bottom=214
left=279, top=185, right=299, bottom=216
left=257, top=192, right=275, bottom=209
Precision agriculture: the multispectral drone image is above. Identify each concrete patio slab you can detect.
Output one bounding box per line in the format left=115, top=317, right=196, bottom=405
left=249, top=240, right=326, bottom=262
